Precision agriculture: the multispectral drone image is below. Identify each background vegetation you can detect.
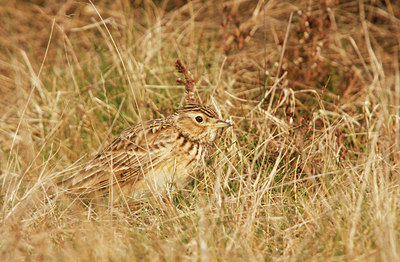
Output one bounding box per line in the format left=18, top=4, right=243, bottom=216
left=1, top=0, right=400, bottom=260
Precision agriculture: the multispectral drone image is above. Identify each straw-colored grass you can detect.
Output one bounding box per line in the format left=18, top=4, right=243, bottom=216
left=1, top=0, right=400, bottom=261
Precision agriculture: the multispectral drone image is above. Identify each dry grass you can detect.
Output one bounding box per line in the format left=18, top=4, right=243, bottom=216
left=1, top=0, right=400, bottom=261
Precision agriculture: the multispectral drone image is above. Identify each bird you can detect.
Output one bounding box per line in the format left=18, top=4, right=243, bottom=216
left=59, top=103, right=232, bottom=203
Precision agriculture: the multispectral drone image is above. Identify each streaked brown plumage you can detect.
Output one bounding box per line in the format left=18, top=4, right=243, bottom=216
left=61, top=104, right=231, bottom=202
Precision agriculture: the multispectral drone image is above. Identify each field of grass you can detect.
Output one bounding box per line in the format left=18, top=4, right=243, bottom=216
left=1, top=0, right=400, bottom=260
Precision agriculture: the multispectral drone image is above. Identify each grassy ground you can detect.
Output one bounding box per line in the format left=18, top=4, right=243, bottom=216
left=1, top=0, right=400, bottom=261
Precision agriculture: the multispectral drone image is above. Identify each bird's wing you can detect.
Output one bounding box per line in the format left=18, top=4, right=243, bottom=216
left=63, top=119, right=178, bottom=194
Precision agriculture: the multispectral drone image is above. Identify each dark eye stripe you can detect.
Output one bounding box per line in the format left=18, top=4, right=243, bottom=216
left=178, top=104, right=217, bottom=118
left=198, top=108, right=217, bottom=118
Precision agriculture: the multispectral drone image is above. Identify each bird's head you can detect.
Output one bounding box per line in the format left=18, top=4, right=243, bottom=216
left=173, top=104, right=232, bottom=143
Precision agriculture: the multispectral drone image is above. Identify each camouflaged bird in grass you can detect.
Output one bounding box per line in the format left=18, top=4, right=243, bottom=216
left=60, top=104, right=231, bottom=202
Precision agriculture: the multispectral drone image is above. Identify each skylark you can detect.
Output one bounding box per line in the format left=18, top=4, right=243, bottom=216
left=61, top=103, right=231, bottom=202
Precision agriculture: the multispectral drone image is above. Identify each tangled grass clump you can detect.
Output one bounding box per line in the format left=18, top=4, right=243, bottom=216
left=1, top=0, right=400, bottom=261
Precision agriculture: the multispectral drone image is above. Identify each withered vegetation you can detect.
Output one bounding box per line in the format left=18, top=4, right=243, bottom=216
left=1, top=0, right=400, bottom=261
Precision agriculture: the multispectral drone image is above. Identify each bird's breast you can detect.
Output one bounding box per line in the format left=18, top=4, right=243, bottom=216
left=132, top=137, right=208, bottom=199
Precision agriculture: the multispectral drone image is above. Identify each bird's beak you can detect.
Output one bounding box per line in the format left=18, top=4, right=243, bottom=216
left=214, top=120, right=233, bottom=128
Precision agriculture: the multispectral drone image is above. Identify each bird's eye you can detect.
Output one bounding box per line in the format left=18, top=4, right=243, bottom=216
left=195, top=116, right=203, bottom=123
